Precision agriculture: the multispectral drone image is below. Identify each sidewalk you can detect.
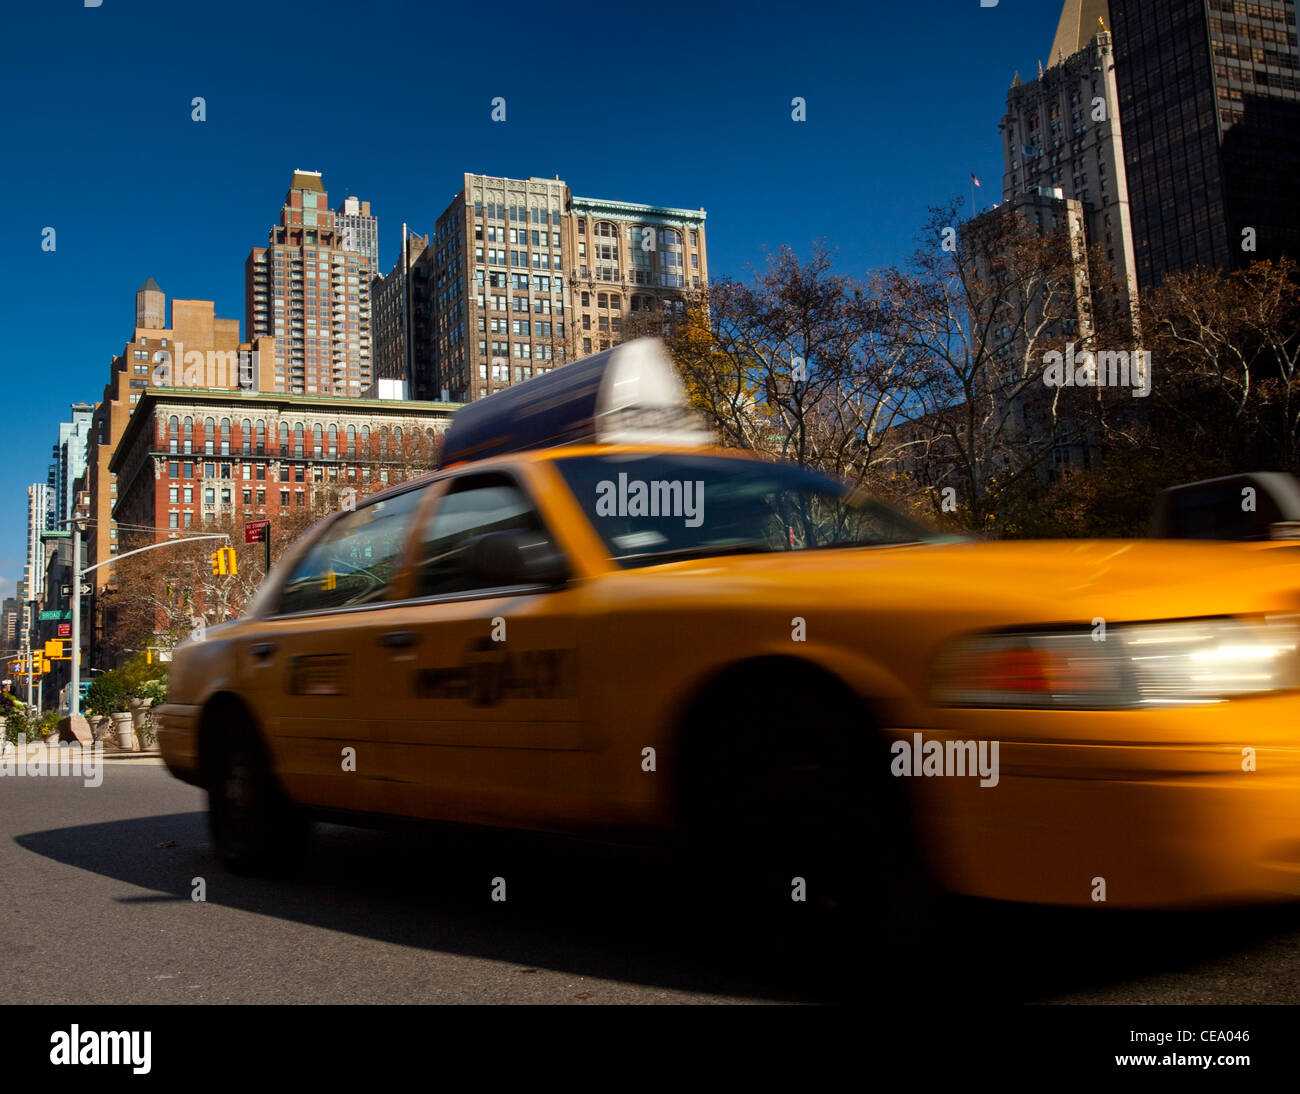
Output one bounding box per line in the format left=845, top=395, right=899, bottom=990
left=0, top=740, right=163, bottom=764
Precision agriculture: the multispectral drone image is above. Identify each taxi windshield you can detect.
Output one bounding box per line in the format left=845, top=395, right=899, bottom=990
left=553, top=452, right=938, bottom=567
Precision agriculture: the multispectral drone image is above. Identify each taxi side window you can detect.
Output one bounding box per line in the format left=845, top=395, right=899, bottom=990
left=414, top=474, right=546, bottom=598
left=277, top=487, right=426, bottom=615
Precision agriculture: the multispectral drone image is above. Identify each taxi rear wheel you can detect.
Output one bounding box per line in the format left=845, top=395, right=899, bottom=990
left=207, top=721, right=309, bottom=876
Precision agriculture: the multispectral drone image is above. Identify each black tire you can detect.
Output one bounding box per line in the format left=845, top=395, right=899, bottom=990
left=678, top=666, right=937, bottom=937
left=207, top=718, right=310, bottom=876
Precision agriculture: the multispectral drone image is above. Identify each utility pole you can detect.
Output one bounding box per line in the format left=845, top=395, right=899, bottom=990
left=69, top=516, right=82, bottom=718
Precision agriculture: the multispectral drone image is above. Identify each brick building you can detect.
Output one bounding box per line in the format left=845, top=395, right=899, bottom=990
left=108, top=389, right=457, bottom=542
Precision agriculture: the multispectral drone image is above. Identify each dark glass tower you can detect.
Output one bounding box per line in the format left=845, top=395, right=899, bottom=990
left=1105, top=0, right=1300, bottom=288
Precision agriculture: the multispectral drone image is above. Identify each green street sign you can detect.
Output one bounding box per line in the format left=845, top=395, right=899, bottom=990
left=39, top=610, right=72, bottom=621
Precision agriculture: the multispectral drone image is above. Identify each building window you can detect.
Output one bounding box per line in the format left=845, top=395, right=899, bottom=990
left=280, top=490, right=290, bottom=506
left=169, top=512, right=179, bottom=529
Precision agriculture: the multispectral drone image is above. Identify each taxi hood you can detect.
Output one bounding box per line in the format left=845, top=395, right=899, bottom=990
left=628, top=538, right=1300, bottom=624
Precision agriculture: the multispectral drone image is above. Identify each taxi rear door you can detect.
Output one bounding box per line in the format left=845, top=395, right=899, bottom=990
left=355, top=468, right=591, bottom=829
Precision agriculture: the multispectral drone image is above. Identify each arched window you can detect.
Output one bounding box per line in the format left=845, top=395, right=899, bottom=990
left=183, top=416, right=193, bottom=455
left=220, top=418, right=231, bottom=456
left=169, top=415, right=179, bottom=454
left=294, top=422, right=304, bottom=457
left=312, top=424, right=323, bottom=455
left=255, top=419, right=265, bottom=456
left=659, top=228, right=681, bottom=248
left=361, top=425, right=370, bottom=453
left=204, top=417, right=216, bottom=455
left=241, top=419, right=252, bottom=456
left=346, top=424, right=356, bottom=454
left=379, top=425, right=390, bottom=458
left=279, top=422, right=289, bottom=456
left=328, top=424, right=338, bottom=455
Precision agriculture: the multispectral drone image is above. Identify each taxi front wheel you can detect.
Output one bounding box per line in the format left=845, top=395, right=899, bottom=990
left=208, top=722, right=310, bottom=876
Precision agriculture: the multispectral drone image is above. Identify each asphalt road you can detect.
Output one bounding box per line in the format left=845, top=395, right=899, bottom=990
left=4, top=757, right=1300, bottom=1004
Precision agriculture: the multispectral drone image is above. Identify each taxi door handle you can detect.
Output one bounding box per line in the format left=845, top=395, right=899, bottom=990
left=251, top=642, right=276, bottom=659
left=379, top=630, right=419, bottom=649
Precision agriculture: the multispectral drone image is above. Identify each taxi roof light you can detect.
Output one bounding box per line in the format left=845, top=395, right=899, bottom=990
left=438, top=338, right=714, bottom=467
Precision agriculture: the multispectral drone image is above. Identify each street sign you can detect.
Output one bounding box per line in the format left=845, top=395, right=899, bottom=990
left=59, top=583, right=92, bottom=598
left=57, top=623, right=71, bottom=638
left=245, top=520, right=270, bottom=544
left=39, top=610, right=71, bottom=621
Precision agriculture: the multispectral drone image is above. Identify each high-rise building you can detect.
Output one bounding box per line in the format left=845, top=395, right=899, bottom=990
left=1100, top=0, right=1300, bottom=288
left=337, top=195, right=380, bottom=273
left=1000, top=11, right=1139, bottom=313
left=1, top=597, right=18, bottom=655
left=24, top=484, right=49, bottom=607
left=49, top=404, right=94, bottom=529
left=567, top=196, right=708, bottom=359
left=369, top=228, right=429, bottom=399
left=409, top=173, right=709, bottom=403
left=245, top=171, right=375, bottom=398
left=428, top=174, right=572, bottom=403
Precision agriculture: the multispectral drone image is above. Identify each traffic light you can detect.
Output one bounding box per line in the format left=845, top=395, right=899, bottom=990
left=210, top=546, right=238, bottom=576
left=40, top=658, right=51, bottom=673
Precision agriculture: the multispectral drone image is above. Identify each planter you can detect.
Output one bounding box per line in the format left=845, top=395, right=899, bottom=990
left=133, top=698, right=157, bottom=749
left=88, top=715, right=109, bottom=741
left=111, top=711, right=136, bottom=752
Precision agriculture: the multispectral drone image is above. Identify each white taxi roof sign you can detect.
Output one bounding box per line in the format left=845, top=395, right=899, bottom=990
left=439, top=338, right=713, bottom=466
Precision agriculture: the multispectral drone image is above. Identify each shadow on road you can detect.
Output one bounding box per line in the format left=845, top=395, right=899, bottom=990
left=16, top=810, right=1300, bottom=1003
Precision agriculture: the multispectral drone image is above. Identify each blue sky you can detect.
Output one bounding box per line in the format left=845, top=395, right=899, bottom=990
left=0, top=0, right=1061, bottom=601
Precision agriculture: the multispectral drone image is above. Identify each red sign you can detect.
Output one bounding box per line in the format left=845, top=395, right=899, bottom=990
left=245, top=520, right=270, bottom=544
left=57, top=623, right=71, bottom=638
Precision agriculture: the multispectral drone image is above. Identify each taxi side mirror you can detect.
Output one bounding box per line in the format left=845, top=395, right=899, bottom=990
left=466, top=530, right=568, bottom=588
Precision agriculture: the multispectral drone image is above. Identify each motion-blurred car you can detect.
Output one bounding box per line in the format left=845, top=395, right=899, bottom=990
left=158, top=340, right=1300, bottom=911
left=1153, top=472, right=1300, bottom=543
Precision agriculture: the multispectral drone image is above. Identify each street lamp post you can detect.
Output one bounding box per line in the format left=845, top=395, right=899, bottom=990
left=69, top=516, right=82, bottom=718
left=61, top=527, right=230, bottom=721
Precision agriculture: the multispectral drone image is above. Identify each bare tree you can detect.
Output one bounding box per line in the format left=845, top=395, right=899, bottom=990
left=665, top=245, right=927, bottom=491
left=875, top=201, right=1098, bottom=529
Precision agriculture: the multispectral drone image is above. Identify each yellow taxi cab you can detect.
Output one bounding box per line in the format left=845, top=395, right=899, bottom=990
left=157, top=340, right=1300, bottom=911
